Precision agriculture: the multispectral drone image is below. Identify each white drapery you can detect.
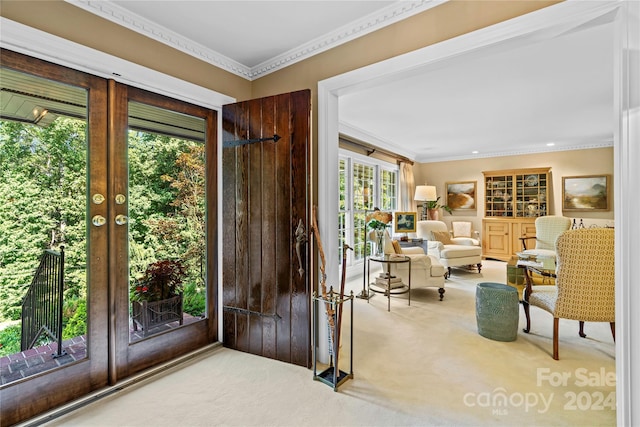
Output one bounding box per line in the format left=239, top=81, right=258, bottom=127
left=399, top=161, right=416, bottom=212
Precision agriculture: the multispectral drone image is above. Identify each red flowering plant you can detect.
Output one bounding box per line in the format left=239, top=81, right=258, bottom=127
left=131, top=260, right=187, bottom=302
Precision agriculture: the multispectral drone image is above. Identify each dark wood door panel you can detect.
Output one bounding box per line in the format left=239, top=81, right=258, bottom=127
left=0, top=49, right=109, bottom=426
left=222, top=90, right=310, bottom=367
left=110, top=83, right=219, bottom=381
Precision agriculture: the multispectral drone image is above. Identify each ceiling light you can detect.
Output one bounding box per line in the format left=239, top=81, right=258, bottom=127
left=33, top=108, right=49, bottom=124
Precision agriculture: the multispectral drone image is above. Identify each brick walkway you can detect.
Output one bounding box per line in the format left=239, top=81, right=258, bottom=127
left=0, top=314, right=201, bottom=385
left=0, top=335, right=86, bottom=385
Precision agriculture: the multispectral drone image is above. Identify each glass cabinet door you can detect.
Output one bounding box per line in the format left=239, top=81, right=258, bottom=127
left=484, top=175, right=514, bottom=217
left=484, top=168, right=550, bottom=218
left=515, top=173, right=548, bottom=217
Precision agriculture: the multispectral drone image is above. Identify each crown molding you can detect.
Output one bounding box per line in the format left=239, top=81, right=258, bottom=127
left=0, top=17, right=235, bottom=110
left=249, top=0, right=446, bottom=79
left=66, top=0, right=252, bottom=79
left=341, top=117, right=614, bottom=164
left=65, top=0, right=445, bottom=81
left=416, top=140, right=615, bottom=164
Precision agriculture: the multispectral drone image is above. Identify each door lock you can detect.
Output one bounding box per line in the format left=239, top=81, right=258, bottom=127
left=92, top=215, right=106, bottom=227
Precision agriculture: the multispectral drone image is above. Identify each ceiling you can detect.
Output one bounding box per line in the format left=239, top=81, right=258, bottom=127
left=62, top=1, right=615, bottom=162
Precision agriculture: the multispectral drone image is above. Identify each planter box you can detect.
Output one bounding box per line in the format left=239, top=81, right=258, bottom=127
left=506, top=256, right=555, bottom=301
left=132, top=294, right=183, bottom=336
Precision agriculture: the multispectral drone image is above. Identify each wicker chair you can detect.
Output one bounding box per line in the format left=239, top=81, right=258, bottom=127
left=523, top=228, right=615, bottom=360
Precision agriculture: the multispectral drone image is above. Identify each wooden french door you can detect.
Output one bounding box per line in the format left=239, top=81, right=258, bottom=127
left=0, top=51, right=219, bottom=424
left=0, top=49, right=110, bottom=425
left=109, top=82, right=218, bottom=381
left=222, top=90, right=311, bottom=367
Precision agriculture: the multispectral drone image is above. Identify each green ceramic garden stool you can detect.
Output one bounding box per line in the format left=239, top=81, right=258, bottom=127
left=476, top=282, right=519, bottom=342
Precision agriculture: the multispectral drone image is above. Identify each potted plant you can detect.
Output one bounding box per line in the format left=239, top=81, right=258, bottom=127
left=366, top=210, right=393, bottom=256
left=131, top=260, right=186, bottom=335
left=425, top=197, right=452, bottom=220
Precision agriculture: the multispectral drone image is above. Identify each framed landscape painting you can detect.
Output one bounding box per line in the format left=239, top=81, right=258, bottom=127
left=446, top=181, right=476, bottom=210
left=394, top=212, right=417, bottom=233
left=562, top=175, right=610, bottom=211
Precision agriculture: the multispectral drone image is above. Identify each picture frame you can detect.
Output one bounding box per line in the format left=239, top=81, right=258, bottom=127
left=562, top=175, right=610, bottom=211
left=394, top=211, right=417, bottom=233
left=446, top=181, right=477, bottom=210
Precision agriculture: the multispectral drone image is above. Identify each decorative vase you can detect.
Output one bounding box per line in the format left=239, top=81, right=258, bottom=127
left=374, top=229, right=385, bottom=257
left=427, top=209, right=439, bottom=220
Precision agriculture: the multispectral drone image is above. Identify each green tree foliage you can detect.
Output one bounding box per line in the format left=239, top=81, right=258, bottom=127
left=0, top=324, right=21, bottom=357
left=62, top=300, right=86, bottom=340
left=1, top=119, right=206, bottom=332
left=0, top=119, right=87, bottom=321
left=128, top=132, right=207, bottom=303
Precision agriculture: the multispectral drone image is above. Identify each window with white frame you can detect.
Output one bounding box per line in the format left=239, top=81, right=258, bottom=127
left=338, top=150, right=398, bottom=266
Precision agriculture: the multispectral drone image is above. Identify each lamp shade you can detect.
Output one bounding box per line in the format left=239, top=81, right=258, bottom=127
left=414, top=185, right=437, bottom=201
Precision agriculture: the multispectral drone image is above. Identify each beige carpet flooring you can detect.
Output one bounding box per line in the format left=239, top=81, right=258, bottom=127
left=32, top=260, right=616, bottom=426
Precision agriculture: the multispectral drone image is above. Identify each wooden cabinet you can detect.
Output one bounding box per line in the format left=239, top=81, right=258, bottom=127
left=482, top=168, right=550, bottom=261
left=483, top=218, right=537, bottom=261
left=484, top=167, right=550, bottom=218
left=483, top=220, right=511, bottom=260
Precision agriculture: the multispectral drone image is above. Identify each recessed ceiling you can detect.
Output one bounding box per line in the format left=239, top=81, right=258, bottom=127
left=65, top=0, right=616, bottom=162
left=339, top=19, right=615, bottom=162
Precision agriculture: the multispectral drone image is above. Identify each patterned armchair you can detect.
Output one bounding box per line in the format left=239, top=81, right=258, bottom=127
left=523, top=228, right=615, bottom=360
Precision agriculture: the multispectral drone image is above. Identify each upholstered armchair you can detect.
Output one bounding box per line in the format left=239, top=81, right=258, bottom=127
left=450, top=221, right=480, bottom=246
left=523, top=228, right=615, bottom=360
left=416, top=220, right=482, bottom=278
left=519, top=215, right=572, bottom=258
left=376, top=231, right=446, bottom=300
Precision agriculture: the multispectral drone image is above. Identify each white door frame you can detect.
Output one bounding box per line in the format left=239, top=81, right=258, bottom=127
left=318, top=2, right=638, bottom=424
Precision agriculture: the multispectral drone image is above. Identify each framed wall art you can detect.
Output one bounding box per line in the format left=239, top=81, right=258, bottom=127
left=562, top=175, right=610, bottom=211
left=394, top=211, right=417, bottom=233
left=446, top=181, right=477, bottom=210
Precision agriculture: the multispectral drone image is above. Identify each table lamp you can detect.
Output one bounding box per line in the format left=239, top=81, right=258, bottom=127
left=414, top=185, right=437, bottom=221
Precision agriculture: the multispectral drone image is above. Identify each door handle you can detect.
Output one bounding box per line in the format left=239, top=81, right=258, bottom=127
left=295, top=219, right=307, bottom=277
left=92, top=215, right=106, bottom=227
left=115, top=214, right=128, bottom=226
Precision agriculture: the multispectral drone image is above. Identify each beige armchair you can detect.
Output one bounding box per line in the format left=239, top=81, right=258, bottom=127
left=376, top=231, right=446, bottom=300
left=416, top=220, right=482, bottom=278
left=450, top=221, right=480, bottom=246
left=519, top=215, right=572, bottom=258
left=523, top=228, right=615, bottom=360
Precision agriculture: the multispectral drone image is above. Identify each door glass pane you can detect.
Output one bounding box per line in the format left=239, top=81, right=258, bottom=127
left=127, top=101, right=207, bottom=342
left=0, top=67, right=88, bottom=383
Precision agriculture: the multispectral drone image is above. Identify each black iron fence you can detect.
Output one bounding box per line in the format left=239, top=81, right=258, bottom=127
left=20, top=246, right=66, bottom=357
